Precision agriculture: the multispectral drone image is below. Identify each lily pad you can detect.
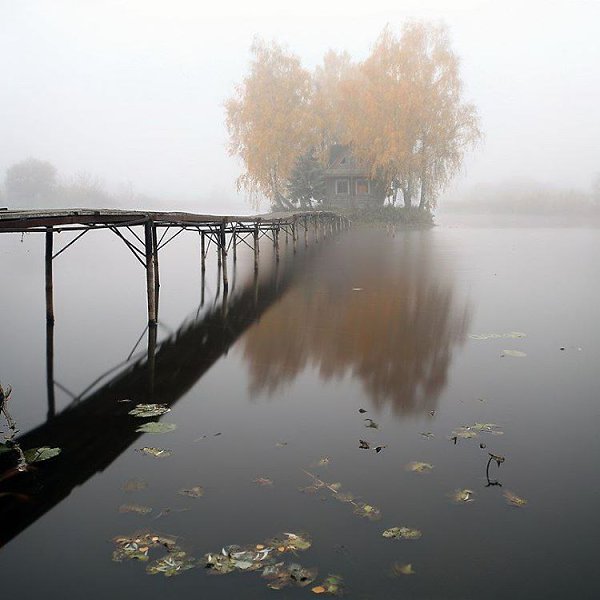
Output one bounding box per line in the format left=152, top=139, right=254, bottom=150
left=112, top=532, right=178, bottom=563
left=136, top=422, right=177, bottom=434
left=406, top=461, right=434, bottom=473
left=263, top=562, right=317, bottom=590
left=122, top=478, right=148, bottom=492
left=266, top=532, right=312, bottom=552
left=452, top=489, right=475, bottom=503
left=178, top=486, right=204, bottom=498
left=23, top=447, right=61, bottom=463
left=136, top=447, right=172, bottom=458
left=501, top=350, right=527, bottom=358
left=128, top=403, right=171, bottom=418
left=119, top=504, right=153, bottom=515
left=353, top=502, right=381, bottom=521
left=504, top=490, right=527, bottom=507
left=253, top=477, right=273, bottom=486
left=382, top=526, right=422, bottom=540
left=391, top=562, right=415, bottom=576
left=312, top=574, right=344, bottom=595
left=146, top=549, right=197, bottom=577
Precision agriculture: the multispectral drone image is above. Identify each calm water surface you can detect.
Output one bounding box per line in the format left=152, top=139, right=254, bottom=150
left=0, top=217, right=598, bottom=599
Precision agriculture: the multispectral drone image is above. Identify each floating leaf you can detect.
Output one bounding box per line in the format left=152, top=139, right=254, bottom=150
left=119, top=504, right=152, bottom=515
left=254, top=477, right=273, bottom=486
left=382, top=526, right=422, bottom=540
left=469, top=331, right=526, bottom=340
left=406, top=461, right=433, bottom=473
left=122, top=478, right=148, bottom=493
left=275, top=441, right=288, bottom=447
left=420, top=432, right=434, bottom=439
left=136, top=447, right=172, bottom=458
left=504, top=491, right=527, bottom=507
left=364, top=418, right=379, bottom=429
left=315, top=457, right=330, bottom=467
left=136, top=422, right=177, bottom=434
left=353, top=502, right=381, bottom=521
left=23, top=447, right=61, bottom=463
left=358, top=408, right=367, bottom=414
left=312, top=574, right=344, bottom=595
left=112, top=532, right=178, bottom=563
left=452, top=427, right=477, bottom=439
left=178, top=486, right=204, bottom=498
left=375, top=445, right=386, bottom=453
left=333, top=491, right=355, bottom=503
left=501, top=350, right=527, bottom=358
left=266, top=532, right=312, bottom=552
left=391, top=562, right=415, bottom=576
left=359, top=439, right=370, bottom=449
left=263, top=563, right=318, bottom=590
left=452, top=489, right=475, bottom=503
left=128, top=403, right=171, bottom=418
left=146, top=549, right=197, bottom=577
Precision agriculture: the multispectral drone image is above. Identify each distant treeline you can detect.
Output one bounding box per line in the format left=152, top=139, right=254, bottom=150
left=0, top=158, right=153, bottom=210
left=444, top=179, right=600, bottom=215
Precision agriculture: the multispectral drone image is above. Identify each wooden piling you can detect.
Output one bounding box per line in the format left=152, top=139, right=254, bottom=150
left=220, top=221, right=228, bottom=291
left=144, top=221, right=157, bottom=324
left=151, top=224, right=159, bottom=317
left=233, top=227, right=237, bottom=263
left=275, top=224, right=280, bottom=262
left=304, top=216, right=308, bottom=247
left=46, top=319, right=55, bottom=420
left=45, top=227, right=54, bottom=324
left=292, top=218, right=297, bottom=254
left=201, top=230, right=206, bottom=273
left=254, top=223, right=259, bottom=271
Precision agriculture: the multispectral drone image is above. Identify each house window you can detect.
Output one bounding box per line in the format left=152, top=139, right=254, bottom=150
left=336, top=179, right=349, bottom=194
left=356, top=179, right=370, bottom=195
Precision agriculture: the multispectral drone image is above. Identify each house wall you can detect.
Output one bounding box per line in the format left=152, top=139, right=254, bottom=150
left=323, top=176, right=385, bottom=209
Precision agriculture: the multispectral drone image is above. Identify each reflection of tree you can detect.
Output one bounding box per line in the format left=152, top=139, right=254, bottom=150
left=239, top=231, right=471, bottom=415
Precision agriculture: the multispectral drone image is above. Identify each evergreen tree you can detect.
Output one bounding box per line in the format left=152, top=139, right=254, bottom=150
left=286, top=151, right=326, bottom=208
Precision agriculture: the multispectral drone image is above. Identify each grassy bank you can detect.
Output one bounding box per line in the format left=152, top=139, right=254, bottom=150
left=337, top=205, right=434, bottom=228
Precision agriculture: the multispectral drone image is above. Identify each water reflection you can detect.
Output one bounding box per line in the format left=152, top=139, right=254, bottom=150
left=240, top=231, right=472, bottom=415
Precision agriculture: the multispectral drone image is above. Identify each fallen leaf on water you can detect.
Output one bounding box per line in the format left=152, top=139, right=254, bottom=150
left=122, top=478, right=148, bottom=493
left=136, top=447, right=172, bottom=458
left=275, top=441, right=288, bottom=447
left=254, top=477, right=273, bottom=486
left=469, top=331, right=526, bottom=340
left=452, top=427, right=476, bottom=439
left=311, top=574, right=344, bottom=595
left=501, top=350, right=527, bottom=358
left=359, top=439, right=370, bottom=449
left=358, top=408, right=367, bottom=414
left=128, top=403, right=171, bottom=418
left=406, top=461, right=433, bottom=473
left=333, top=491, right=355, bottom=503
left=178, top=486, right=204, bottom=498
left=419, top=432, right=434, bottom=439
left=112, top=532, right=178, bottom=563
left=504, top=490, right=527, bottom=507
left=391, top=562, right=415, bottom=576
left=23, top=447, right=61, bottom=463
left=364, top=418, right=379, bottom=429
left=382, top=527, right=422, bottom=540
left=119, top=504, right=152, bottom=515
left=452, top=489, right=475, bottom=503
left=153, top=507, right=191, bottom=520
left=136, top=422, right=177, bottom=434
left=375, top=445, right=387, bottom=453
left=313, top=457, right=330, bottom=467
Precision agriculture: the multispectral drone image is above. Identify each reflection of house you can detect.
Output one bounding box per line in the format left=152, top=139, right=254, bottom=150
left=323, top=145, right=385, bottom=208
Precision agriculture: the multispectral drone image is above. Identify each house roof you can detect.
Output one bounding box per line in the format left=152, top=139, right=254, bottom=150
left=325, top=145, right=369, bottom=178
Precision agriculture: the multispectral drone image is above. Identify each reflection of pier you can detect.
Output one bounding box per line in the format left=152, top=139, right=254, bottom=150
left=0, top=238, right=320, bottom=548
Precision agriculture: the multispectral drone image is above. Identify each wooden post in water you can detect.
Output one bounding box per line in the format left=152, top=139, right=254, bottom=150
left=147, top=322, right=157, bottom=398
left=314, top=214, right=318, bottom=243
left=292, top=217, right=297, bottom=254
left=232, top=226, right=237, bottom=263
left=152, top=224, right=160, bottom=318
left=253, top=222, right=259, bottom=271
left=220, top=220, right=228, bottom=291
left=45, top=227, right=54, bottom=324
left=46, top=319, right=55, bottom=420
left=201, top=230, right=206, bottom=274
left=275, top=223, right=280, bottom=262
left=304, top=216, right=308, bottom=247
left=144, top=220, right=158, bottom=324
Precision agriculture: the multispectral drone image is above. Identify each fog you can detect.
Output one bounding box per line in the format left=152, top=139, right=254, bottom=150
left=1, top=0, right=599, bottom=213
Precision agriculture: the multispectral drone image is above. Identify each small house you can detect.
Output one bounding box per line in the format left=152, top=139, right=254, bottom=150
left=322, top=145, right=385, bottom=209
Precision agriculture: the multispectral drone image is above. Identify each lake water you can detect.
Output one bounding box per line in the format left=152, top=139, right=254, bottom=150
left=0, top=215, right=599, bottom=599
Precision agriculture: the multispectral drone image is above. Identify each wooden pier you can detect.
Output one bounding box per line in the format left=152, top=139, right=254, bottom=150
left=0, top=208, right=350, bottom=325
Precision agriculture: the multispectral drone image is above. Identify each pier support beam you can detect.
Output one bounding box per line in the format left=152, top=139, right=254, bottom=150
left=253, top=223, right=259, bottom=271
left=220, top=221, right=228, bottom=291
left=144, top=221, right=158, bottom=324
left=45, top=227, right=54, bottom=324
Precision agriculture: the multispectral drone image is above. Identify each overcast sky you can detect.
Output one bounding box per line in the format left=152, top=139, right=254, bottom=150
left=1, top=0, right=599, bottom=212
